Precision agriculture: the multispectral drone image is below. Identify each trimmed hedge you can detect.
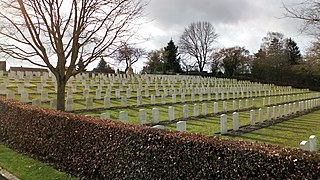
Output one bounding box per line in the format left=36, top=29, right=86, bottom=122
left=0, top=97, right=319, bottom=179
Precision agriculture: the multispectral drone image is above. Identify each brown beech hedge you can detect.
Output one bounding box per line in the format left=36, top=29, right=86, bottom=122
left=0, top=97, right=319, bottom=179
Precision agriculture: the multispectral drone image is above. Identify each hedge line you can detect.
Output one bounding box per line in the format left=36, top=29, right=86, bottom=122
left=0, top=97, right=319, bottom=179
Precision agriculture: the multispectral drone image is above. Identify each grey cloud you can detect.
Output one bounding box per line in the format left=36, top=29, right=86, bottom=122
left=148, top=0, right=251, bottom=29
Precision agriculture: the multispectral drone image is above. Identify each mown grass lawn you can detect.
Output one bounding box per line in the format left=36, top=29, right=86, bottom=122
left=229, top=110, right=320, bottom=148
left=0, top=145, right=75, bottom=180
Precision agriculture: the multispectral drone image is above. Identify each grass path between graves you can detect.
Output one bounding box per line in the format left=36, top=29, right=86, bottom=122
left=0, top=144, right=75, bottom=180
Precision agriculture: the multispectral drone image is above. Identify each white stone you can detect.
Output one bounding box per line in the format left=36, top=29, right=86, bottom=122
left=245, top=99, right=249, bottom=109
left=177, top=121, right=187, bottom=132
left=153, top=125, right=164, bottom=129
left=181, top=94, right=186, bottom=103
left=139, top=109, right=147, bottom=125
left=284, top=104, right=288, bottom=116
left=152, top=108, right=159, bottom=124
left=259, top=108, right=263, bottom=123
left=151, top=95, right=156, bottom=105
left=309, top=135, right=317, bottom=152
left=172, top=94, right=176, bottom=103
left=41, top=90, right=49, bottom=101
left=20, top=91, right=29, bottom=103
left=233, top=112, right=239, bottom=131
left=121, top=96, right=127, bottom=107
left=220, top=114, right=228, bottom=135
left=104, top=96, right=110, bottom=108
left=239, top=100, right=243, bottom=110
left=137, top=96, right=142, bottom=106
left=161, top=94, right=166, bottom=104
left=202, top=103, right=207, bottom=116
left=278, top=105, right=282, bottom=118
left=183, top=105, right=188, bottom=119
left=66, top=98, right=74, bottom=111
left=168, top=106, right=175, bottom=121
left=214, top=102, right=218, bottom=114
left=300, top=140, right=310, bottom=151
left=252, top=99, right=256, bottom=107
left=96, top=89, right=102, bottom=100
left=233, top=100, right=237, bottom=111
left=86, top=97, right=94, bottom=110
left=119, top=111, right=128, bottom=123
left=101, top=112, right=110, bottom=119
left=193, top=104, right=199, bottom=117
left=250, top=110, right=255, bottom=125
left=273, top=106, right=277, bottom=120
left=223, top=101, right=227, bottom=112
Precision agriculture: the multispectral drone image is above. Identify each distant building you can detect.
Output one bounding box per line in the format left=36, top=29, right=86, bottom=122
left=9, top=66, right=48, bottom=73
left=0, top=61, right=6, bottom=71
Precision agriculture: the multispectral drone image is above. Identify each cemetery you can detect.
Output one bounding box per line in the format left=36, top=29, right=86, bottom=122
left=0, top=70, right=320, bottom=178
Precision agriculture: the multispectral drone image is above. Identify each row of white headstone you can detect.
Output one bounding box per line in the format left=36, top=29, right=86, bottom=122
left=64, top=90, right=318, bottom=111
left=98, top=98, right=320, bottom=134
left=220, top=99, right=320, bottom=135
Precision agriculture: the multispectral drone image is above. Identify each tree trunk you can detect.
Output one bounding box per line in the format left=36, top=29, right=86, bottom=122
left=56, top=78, right=66, bottom=111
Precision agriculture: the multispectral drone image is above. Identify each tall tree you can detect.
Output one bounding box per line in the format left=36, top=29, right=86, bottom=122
left=141, top=50, right=164, bottom=74
left=179, top=21, right=218, bottom=72
left=285, top=38, right=302, bottom=65
left=114, top=42, right=146, bottom=73
left=163, top=40, right=182, bottom=74
left=211, top=46, right=250, bottom=77
left=0, top=0, right=147, bottom=110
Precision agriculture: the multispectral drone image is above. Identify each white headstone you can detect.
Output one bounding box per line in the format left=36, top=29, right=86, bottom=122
left=214, top=102, right=218, bottom=114
left=233, top=100, right=237, bottom=111
left=183, top=105, right=188, bottom=119
left=20, top=91, right=29, bottom=103
left=119, top=111, right=128, bottom=123
left=223, top=101, right=227, bottom=112
left=168, top=106, right=175, bottom=121
left=259, top=108, right=263, bottom=124
left=152, top=108, right=159, bottom=124
left=86, top=97, right=94, bottom=110
left=139, top=109, right=147, bottom=124
left=309, top=135, right=317, bottom=152
left=300, top=140, right=310, bottom=151
left=250, top=110, right=255, bottom=125
left=96, top=89, right=102, bottom=100
left=220, top=114, right=228, bottom=135
left=6, top=91, right=14, bottom=99
left=193, top=104, right=199, bottom=117
left=66, top=98, right=74, bottom=111
left=151, top=95, right=156, bottom=105
left=177, top=121, right=186, bottom=131
left=202, top=103, right=207, bottom=116
left=121, top=96, right=127, bottom=107
left=239, top=100, right=243, bottom=110
left=233, top=112, right=239, bottom=131
left=153, top=125, right=164, bottom=129
left=104, top=96, right=110, bottom=108
left=161, top=94, right=166, bottom=104
left=41, top=90, right=49, bottom=102
left=101, top=112, right=110, bottom=119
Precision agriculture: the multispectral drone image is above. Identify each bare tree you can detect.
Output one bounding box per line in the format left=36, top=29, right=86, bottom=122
left=179, top=21, right=218, bottom=72
left=114, top=42, right=146, bottom=73
left=283, top=1, right=320, bottom=34
left=0, top=0, right=147, bottom=110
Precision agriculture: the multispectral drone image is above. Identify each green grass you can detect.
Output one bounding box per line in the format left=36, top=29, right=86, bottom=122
left=0, top=144, right=75, bottom=180
left=229, top=110, right=320, bottom=148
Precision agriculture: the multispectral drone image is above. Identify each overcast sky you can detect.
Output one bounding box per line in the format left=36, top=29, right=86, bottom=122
left=127, top=0, right=312, bottom=72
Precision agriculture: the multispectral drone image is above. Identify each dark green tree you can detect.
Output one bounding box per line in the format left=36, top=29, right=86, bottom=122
left=163, top=40, right=182, bottom=74
left=285, top=38, right=302, bottom=65
left=93, top=58, right=115, bottom=73
left=141, top=50, right=164, bottom=74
